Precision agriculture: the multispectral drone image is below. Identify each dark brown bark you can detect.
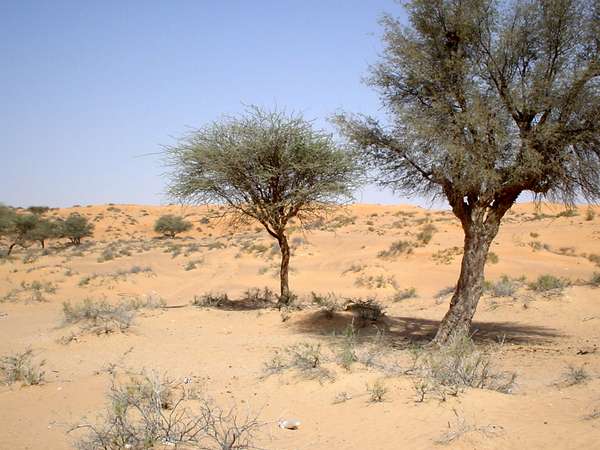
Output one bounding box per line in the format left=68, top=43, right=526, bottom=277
left=432, top=223, right=495, bottom=345
left=7, top=242, right=16, bottom=256
left=431, top=196, right=517, bottom=345
left=277, top=233, right=291, bottom=305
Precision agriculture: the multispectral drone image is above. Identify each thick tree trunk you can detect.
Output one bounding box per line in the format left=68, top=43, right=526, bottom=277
left=277, top=234, right=291, bottom=305
left=432, top=217, right=500, bottom=345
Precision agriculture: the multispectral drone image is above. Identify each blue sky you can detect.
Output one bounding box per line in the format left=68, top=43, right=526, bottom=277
left=0, top=0, right=424, bottom=207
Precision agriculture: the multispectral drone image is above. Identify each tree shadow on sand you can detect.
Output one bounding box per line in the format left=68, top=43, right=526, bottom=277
left=290, top=311, right=561, bottom=346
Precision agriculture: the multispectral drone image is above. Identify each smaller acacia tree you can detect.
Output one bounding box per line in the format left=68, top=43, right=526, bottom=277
left=27, top=218, right=60, bottom=249
left=154, top=214, right=192, bottom=238
left=6, top=214, right=39, bottom=255
left=166, top=107, right=359, bottom=304
left=60, top=213, right=94, bottom=246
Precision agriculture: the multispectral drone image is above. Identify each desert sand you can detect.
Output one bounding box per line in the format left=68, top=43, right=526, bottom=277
left=1, top=202, right=599, bottom=449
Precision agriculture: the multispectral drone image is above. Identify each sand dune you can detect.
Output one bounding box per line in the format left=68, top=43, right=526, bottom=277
left=1, top=202, right=599, bottom=449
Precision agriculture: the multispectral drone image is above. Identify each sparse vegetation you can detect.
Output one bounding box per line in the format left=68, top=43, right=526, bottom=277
left=70, top=371, right=262, bottom=450
left=0, top=349, right=45, bottom=386
left=556, top=365, right=589, bottom=387
left=62, top=296, right=163, bottom=335
left=410, top=336, right=516, bottom=401
left=377, top=240, right=414, bottom=258
left=528, top=275, right=569, bottom=293
left=366, top=379, right=387, bottom=403
left=392, top=287, right=417, bottom=301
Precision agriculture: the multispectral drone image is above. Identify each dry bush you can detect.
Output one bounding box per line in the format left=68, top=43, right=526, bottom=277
left=263, top=342, right=333, bottom=381
left=377, top=240, right=414, bottom=258
left=344, top=298, right=385, bottom=323
left=415, top=223, right=437, bottom=245
left=589, top=273, right=600, bottom=287
left=432, top=247, right=463, bottom=265
left=0, top=349, right=45, bottom=386
left=192, top=293, right=229, bottom=308
left=62, top=296, right=164, bottom=335
left=410, top=337, right=516, bottom=402
left=486, top=275, right=524, bottom=298
left=555, top=365, right=590, bottom=387
left=354, top=274, right=398, bottom=289
left=311, top=292, right=343, bottom=318
left=392, top=287, right=417, bottom=301
left=366, top=379, right=388, bottom=403
left=435, top=409, right=502, bottom=445
left=70, top=371, right=263, bottom=450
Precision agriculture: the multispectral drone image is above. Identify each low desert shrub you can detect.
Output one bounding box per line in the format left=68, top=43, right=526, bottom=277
left=378, top=240, right=414, bottom=258
left=311, top=292, right=343, bottom=318
left=0, top=349, right=45, bottom=386
left=392, top=287, right=417, bottom=301
left=70, top=371, right=262, bottom=450
left=191, top=292, right=229, bottom=308
left=416, top=224, right=437, bottom=245
left=586, top=208, right=596, bottom=221
left=486, top=252, right=499, bottom=264
left=528, top=274, right=569, bottom=293
left=366, top=379, right=388, bottom=403
left=62, top=296, right=163, bottom=335
left=345, top=298, right=385, bottom=323
left=556, top=365, right=589, bottom=387
left=410, top=336, right=516, bottom=401
left=487, top=275, right=521, bottom=298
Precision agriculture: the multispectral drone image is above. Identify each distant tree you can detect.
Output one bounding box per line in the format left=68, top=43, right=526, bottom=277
left=336, top=0, right=600, bottom=344
left=154, top=214, right=192, bottom=238
left=27, top=218, right=60, bottom=249
left=0, top=205, right=17, bottom=255
left=27, top=206, right=51, bottom=215
left=60, top=213, right=94, bottom=246
left=6, top=214, right=38, bottom=255
left=166, top=107, right=359, bottom=305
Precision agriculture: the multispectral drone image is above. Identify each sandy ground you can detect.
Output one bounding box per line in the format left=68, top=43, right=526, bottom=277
left=1, top=202, right=599, bottom=449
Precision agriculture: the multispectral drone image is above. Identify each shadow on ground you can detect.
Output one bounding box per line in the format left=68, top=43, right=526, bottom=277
left=290, top=311, right=561, bottom=346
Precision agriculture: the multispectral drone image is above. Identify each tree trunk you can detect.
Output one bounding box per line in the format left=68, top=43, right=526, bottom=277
left=39, top=240, right=45, bottom=249
left=277, top=233, right=291, bottom=305
left=432, top=218, right=499, bottom=345
left=7, top=242, right=16, bottom=256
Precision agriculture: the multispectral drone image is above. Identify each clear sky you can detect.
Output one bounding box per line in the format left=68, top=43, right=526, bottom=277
left=0, top=0, right=433, bottom=208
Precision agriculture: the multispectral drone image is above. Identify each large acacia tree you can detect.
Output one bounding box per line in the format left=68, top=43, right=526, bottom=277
left=337, top=0, right=600, bottom=344
left=166, top=107, right=359, bottom=304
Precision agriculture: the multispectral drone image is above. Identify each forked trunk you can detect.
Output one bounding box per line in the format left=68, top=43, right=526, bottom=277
left=277, top=233, right=291, bottom=305
left=432, top=213, right=501, bottom=346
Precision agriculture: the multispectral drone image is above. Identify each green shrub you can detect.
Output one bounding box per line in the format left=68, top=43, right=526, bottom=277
left=154, top=214, right=192, bottom=238
left=416, top=224, right=437, bottom=245
left=528, top=274, right=569, bottom=292
left=487, top=252, right=499, bottom=264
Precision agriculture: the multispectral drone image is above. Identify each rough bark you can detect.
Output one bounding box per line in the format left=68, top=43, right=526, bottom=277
left=277, top=233, right=291, bottom=305
left=432, top=224, right=495, bottom=344
left=431, top=198, right=514, bottom=345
